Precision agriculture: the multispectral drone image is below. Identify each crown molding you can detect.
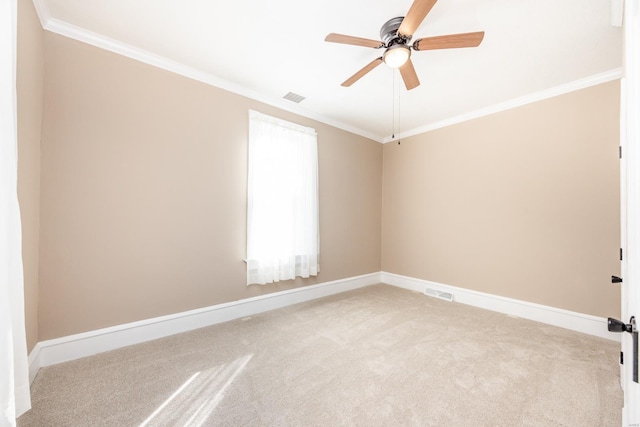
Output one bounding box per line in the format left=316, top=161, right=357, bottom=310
left=31, top=0, right=50, bottom=29
left=382, top=68, right=623, bottom=143
left=31, top=5, right=384, bottom=143
left=30, top=1, right=621, bottom=145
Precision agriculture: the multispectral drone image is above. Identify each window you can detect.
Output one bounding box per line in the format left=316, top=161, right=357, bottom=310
left=246, top=110, right=319, bottom=285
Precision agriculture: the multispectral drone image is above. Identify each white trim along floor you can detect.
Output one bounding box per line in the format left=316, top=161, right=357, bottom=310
left=28, top=271, right=620, bottom=383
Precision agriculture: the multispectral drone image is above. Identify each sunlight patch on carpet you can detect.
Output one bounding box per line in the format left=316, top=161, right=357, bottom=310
left=138, top=354, right=253, bottom=426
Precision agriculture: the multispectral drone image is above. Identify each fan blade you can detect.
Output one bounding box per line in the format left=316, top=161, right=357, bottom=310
left=341, top=57, right=384, bottom=87
left=325, top=33, right=384, bottom=49
left=398, top=0, right=438, bottom=37
left=413, top=31, right=485, bottom=51
left=399, top=58, right=420, bottom=90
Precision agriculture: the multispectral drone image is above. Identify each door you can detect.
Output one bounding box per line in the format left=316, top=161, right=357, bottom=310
left=620, top=1, right=640, bottom=424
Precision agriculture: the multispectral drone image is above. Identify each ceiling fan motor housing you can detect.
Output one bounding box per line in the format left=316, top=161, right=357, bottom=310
left=380, top=17, right=411, bottom=47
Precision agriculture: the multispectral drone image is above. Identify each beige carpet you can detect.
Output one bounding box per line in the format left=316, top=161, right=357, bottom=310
left=18, top=284, right=622, bottom=426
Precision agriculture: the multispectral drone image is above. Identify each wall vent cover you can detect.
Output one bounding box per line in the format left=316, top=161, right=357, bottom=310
left=283, top=92, right=305, bottom=103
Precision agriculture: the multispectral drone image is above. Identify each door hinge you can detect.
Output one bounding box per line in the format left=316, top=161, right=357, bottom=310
left=621, top=351, right=624, bottom=365
left=619, top=146, right=622, bottom=159
left=620, top=248, right=623, bottom=261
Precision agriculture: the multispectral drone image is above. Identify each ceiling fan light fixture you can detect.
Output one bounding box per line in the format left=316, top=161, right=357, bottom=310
left=383, top=44, right=411, bottom=68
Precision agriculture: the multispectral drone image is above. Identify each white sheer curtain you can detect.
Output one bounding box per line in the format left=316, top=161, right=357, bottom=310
left=1, top=0, right=31, bottom=424
left=246, top=110, right=319, bottom=285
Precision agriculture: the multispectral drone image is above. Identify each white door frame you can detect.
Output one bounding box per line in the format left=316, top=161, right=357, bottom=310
left=621, top=0, right=640, bottom=425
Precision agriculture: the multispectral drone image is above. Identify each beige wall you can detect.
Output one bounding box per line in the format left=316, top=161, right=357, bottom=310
left=17, top=0, right=44, bottom=352
left=382, top=81, right=621, bottom=318
left=38, top=33, right=383, bottom=340
left=29, top=22, right=621, bottom=341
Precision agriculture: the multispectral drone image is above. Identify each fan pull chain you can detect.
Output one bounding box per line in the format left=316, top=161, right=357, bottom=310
left=392, top=70, right=396, bottom=139
left=392, top=69, right=401, bottom=145
left=396, top=74, right=400, bottom=145
left=397, top=75, right=401, bottom=145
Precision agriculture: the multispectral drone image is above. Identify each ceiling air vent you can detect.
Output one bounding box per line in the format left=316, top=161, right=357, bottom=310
left=283, top=92, right=305, bottom=103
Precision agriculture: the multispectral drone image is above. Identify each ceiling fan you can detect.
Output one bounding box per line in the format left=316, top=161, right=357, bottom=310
left=325, top=0, right=484, bottom=90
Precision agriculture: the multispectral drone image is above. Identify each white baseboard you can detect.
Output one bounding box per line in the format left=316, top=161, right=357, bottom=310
left=381, top=272, right=620, bottom=343
left=28, top=272, right=382, bottom=383
left=29, top=271, right=619, bottom=384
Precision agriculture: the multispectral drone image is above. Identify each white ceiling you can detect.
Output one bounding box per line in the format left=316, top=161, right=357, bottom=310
left=33, top=0, right=622, bottom=142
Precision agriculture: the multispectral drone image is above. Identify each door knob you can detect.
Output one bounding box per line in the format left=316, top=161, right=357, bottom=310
left=611, top=275, right=623, bottom=284
left=609, top=317, right=638, bottom=383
